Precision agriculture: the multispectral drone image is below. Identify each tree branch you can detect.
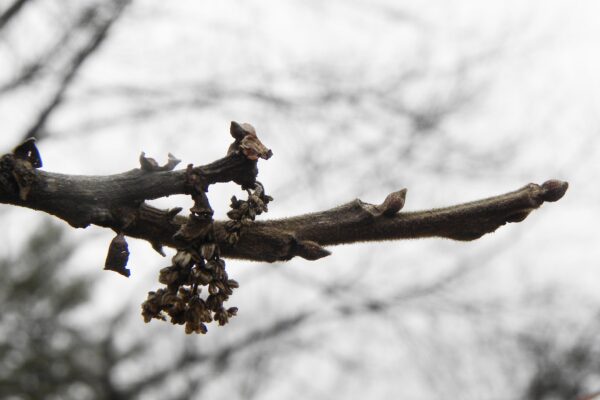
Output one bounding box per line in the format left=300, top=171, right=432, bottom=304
left=0, top=125, right=569, bottom=333
left=212, top=179, right=567, bottom=261
left=20, top=0, right=132, bottom=142
left=0, top=0, right=33, bottom=32
left=0, top=132, right=568, bottom=264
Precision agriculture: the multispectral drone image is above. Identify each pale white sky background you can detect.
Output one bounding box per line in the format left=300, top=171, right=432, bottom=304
left=1, top=0, right=600, bottom=399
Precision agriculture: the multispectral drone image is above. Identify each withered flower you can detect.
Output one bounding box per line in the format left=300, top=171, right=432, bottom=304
left=141, top=138, right=273, bottom=334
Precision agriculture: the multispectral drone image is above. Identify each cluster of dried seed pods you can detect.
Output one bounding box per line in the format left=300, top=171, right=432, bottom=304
left=140, top=121, right=272, bottom=334
left=142, top=166, right=244, bottom=334
left=141, top=247, right=239, bottom=334
left=225, top=182, right=272, bottom=245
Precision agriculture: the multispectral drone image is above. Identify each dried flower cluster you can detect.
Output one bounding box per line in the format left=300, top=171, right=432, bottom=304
left=141, top=247, right=239, bottom=334
left=141, top=122, right=272, bottom=334
left=141, top=175, right=245, bottom=334
left=141, top=177, right=245, bottom=334
left=225, top=182, right=273, bottom=245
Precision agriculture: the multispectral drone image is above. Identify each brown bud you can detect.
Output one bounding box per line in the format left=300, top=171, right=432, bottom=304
left=294, top=240, right=331, bottom=261
left=541, top=180, right=568, bottom=202
left=104, top=233, right=131, bottom=277
left=13, top=137, right=42, bottom=168
left=379, top=189, right=407, bottom=217
left=230, top=121, right=250, bottom=140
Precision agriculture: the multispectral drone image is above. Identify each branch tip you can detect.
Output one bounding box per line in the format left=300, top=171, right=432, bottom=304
left=540, top=179, right=568, bottom=202
left=228, top=121, right=272, bottom=160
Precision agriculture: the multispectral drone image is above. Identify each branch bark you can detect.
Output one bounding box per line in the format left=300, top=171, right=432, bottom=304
left=0, top=132, right=568, bottom=264
left=214, top=179, right=567, bottom=261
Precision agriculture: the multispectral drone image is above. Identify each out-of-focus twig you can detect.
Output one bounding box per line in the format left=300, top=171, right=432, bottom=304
left=20, top=0, right=133, bottom=142
left=0, top=0, right=33, bottom=32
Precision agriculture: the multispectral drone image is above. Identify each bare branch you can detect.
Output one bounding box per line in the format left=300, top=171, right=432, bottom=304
left=0, top=132, right=568, bottom=264
left=267, top=180, right=567, bottom=243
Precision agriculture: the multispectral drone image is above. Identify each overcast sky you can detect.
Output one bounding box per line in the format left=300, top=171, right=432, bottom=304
left=1, top=1, right=599, bottom=398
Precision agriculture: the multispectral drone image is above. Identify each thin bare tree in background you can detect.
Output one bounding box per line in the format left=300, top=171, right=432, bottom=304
left=0, top=221, right=141, bottom=399
left=0, top=0, right=132, bottom=141
left=0, top=0, right=32, bottom=32
left=517, top=314, right=600, bottom=400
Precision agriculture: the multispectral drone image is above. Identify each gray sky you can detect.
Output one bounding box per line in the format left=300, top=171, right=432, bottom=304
left=1, top=1, right=599, bottom=398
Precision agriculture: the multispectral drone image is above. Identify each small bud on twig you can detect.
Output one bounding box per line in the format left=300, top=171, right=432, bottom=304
left=104, top=233, right=130, bottom=277
left=378, top=189, right=407, bottom=217
left=12, top=137, right=42, bottom=168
